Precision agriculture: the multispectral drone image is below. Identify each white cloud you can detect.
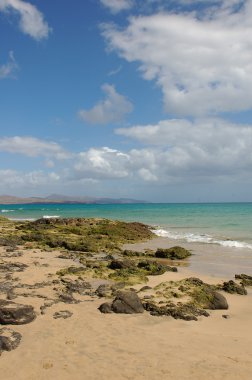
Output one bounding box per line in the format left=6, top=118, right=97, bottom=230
left=0, top=0, right=51, bottom=40
left=100, top=0, right=134, bottom=13
left=102, top=1, right=252, bottom=116
left=78, top=84, right=133, bottom=125
left=0, top=136, right=70, bottom=159
left=0, top=51, right=18, bottom=79
left=116, top=118, right=252, bottom=180
left=73, top=147, right=130, bottom=179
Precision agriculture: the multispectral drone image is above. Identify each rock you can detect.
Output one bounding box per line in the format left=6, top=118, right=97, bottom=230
left=143, top=301, right=209, bottom=321
left=185, top=277, right=204, bottom=286
left=235, top=274, right=252, bottom=287
left=61, top=278, right=92, bottom=295
left=222, top=280, right=247, bottom=295
left=98, top=302, right=113, bottom=313
left=96, top=284, right=112, bottom=298
left=0, top=300, right=36, bottom=325
left=207, top=291, right=228, bottom=310
left=53, top=310, right=73, bottom=319
left=137, top=260, right=168, bottom=275
left=58, top=292, right=80, bottom=304
left=222, top=314, right=230, bottom=319
left=111, top=291, right=144, bottom=314
left=139, top=286, right=152, bottom=292
left=0, top=328, right=22, bottom=353
left=109, top=259, right=136, bottom=270
left=155, top=246, right=191, bottom=260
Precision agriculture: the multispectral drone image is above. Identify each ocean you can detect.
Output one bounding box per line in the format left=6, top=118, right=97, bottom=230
left=1, top=202, right=252, bottom=250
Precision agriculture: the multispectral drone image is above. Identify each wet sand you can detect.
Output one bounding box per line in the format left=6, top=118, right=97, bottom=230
left=1, top=240, right=252, bottom=380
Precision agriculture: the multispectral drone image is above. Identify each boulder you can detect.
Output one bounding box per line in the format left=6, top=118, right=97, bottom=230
left=98, top=302, right=113, bottom=314
left=0, top=327, right=22, bottom=353
left=0, top=300, right=36, bottom=325
left=111, top=291, right=144, bottom=314
left=109, top=259, right=136, bottom=270
left=207, top=291, right=228, bottom=310
left=155, top=246, right=191, bottom=260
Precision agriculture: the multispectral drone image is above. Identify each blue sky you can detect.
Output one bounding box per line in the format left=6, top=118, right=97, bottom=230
left=1, top=0, right=252, bottom=202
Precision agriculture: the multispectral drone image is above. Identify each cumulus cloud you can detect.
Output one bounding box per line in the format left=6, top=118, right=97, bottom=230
left=116, top=118, right=252, bottom=180
left=78, top=84, right=133, bottom=125
left=73, top=147, right=130, bottom=179
left=102, top=1, right=252, bottom=116
left=0, top=51, right=18, bottom=79
left=0, top=136, right=70, bottom=159
left=0, top=0, right=51, bottom=40
left=100, top=0, right=134, bottom=13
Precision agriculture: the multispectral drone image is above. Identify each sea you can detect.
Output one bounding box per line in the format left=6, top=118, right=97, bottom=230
left=1, top=202, right=252, bottom=251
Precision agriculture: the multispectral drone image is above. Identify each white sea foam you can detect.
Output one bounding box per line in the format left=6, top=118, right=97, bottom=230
left=42, top=215, right=60, bottom=219
left=153, top=228, right=252, bottom=250
left=1, top=209, right=15, bottom=213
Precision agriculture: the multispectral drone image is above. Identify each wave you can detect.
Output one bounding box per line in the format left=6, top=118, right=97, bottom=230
left=42, top=215, right=60, bottom=219
left=153, top=228, right=252, bottom=250
left=1, top=209, right=15, bottom=213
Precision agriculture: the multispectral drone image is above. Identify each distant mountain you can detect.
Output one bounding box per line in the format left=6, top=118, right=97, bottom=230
left=0, top=194, right=147, bottom=205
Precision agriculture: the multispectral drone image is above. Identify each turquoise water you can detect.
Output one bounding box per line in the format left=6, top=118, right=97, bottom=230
left=1, top=203, right=252, bottom=249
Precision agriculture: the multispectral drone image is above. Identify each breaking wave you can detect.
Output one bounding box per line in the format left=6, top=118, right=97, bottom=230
left=153, top=228, right=252, bottom=250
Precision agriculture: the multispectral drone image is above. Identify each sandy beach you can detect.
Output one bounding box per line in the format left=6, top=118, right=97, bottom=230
left=1, top=234, right=252, bottom=380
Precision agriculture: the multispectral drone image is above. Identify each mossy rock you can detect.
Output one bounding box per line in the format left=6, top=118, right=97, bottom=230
left=155, top=246, right=191, bottom=260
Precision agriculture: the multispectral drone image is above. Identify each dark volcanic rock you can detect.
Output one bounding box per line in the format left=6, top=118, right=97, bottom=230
left=111, top=291, right=144, bottom=314
left=207, top=291, right=228, bottom=310
left=109, top=259, right=136, bottom=270
left=99, top=291, right=144, bottom=314
left=222, top=280, right=247, bottom=295
left=0, top=300, right=36, bottom=325
left=98, top=302, right=113, bottom=313
left=155, top=246, right=191, bottom=260
left=143, top=301, right=209, bottom=321
left=58, top=292, right=80, bottom=304
left=0, top=327, right=22, bottom=353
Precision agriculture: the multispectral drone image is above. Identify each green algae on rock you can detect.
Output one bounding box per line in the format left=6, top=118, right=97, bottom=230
left=155, top=246, right=191, bottom=260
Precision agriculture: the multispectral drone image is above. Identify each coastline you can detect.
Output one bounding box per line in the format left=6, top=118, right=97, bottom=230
left=1, top=218, right=252, bottom=379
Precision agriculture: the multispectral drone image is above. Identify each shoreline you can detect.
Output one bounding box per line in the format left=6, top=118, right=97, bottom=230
left=1, top=218, right=252, bottom=379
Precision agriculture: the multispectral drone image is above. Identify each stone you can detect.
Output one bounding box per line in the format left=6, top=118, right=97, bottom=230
left=111, top=291, right=144, bottom=314
left=155, top=246, right=191, bottom=260
left=235, top=274, right=252, bottom=287
left=222, top=280, right=247, bottom=295
left=207, top=291, right=228, bottom=310
left=98, top=302, right=113, bottom=314
left=0, top=300, right=36, bottom=325
left=53, top=310, right=73, bottom=319
left=0, top=328, right=22, bottom=353
left=109, top=259, right=136, bottom=270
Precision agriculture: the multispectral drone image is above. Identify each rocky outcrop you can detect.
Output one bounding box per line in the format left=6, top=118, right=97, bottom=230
left=109, top=260, right=136, bottom=270
left=222, top=280, right=247, bottom=295
left=235, top=274, right=252, bottom=287
left=0, top=300, right=36, bottom=325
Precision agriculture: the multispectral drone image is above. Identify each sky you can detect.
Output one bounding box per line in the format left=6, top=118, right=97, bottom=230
left=1, top=0, right=252, bottom=202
